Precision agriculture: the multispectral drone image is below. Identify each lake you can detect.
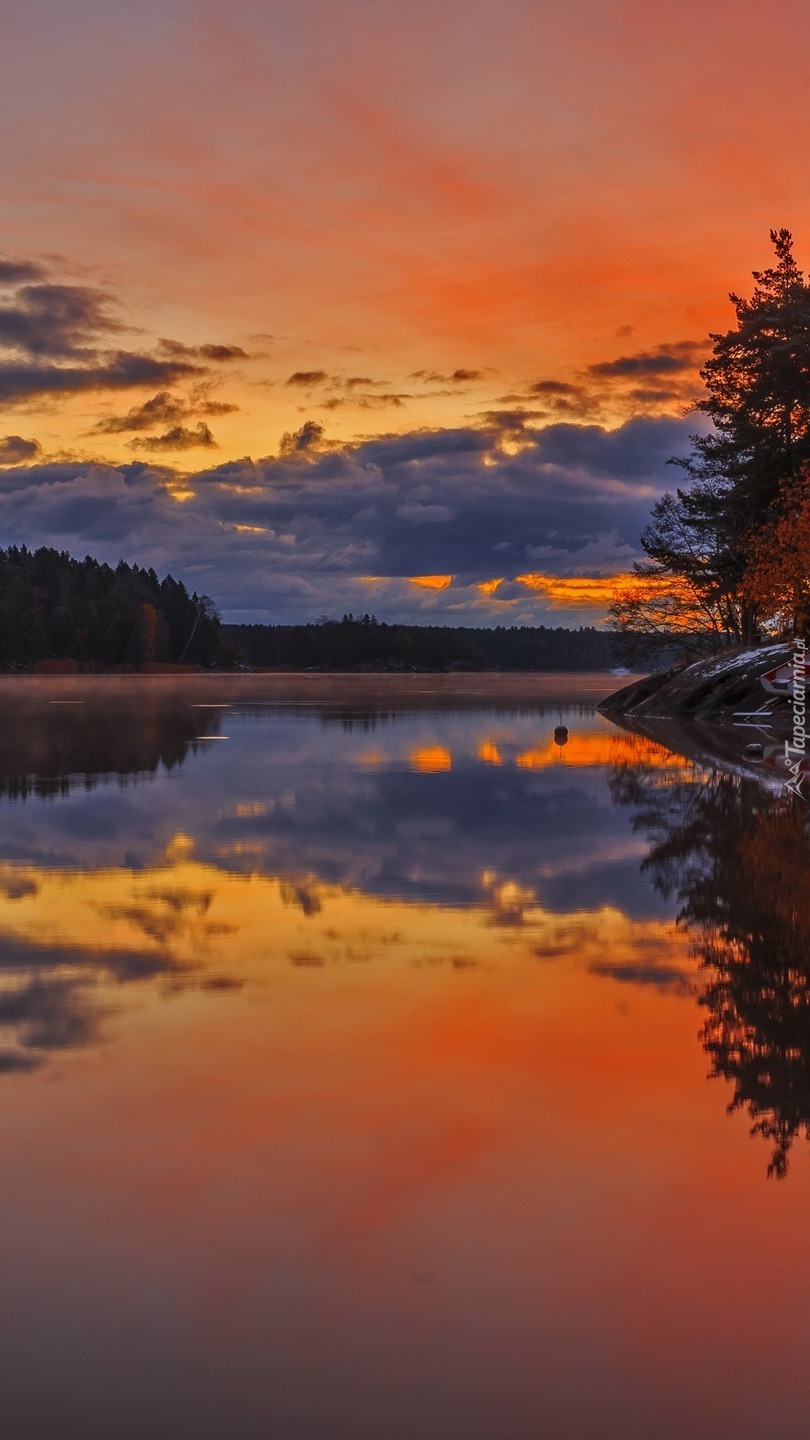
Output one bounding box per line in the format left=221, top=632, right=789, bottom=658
left=0, top=673, right=807, bottom=1440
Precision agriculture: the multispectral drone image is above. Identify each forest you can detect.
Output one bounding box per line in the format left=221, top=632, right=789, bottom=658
left=0, top=548, right=619, bottom=671
left=224, top=615, right=617, bottom=671
left=0, top=546, right=221, bottom=668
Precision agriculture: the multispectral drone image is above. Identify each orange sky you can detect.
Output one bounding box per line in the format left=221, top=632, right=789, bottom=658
left=1, top=0, right=808, bottom=621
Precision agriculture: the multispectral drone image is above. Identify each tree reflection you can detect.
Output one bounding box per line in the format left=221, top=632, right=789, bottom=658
left=0, top=683, right=221, bottom=799
left=611, top=742, right=810, bottom=1176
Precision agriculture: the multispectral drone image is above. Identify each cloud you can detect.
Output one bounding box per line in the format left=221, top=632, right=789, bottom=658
left=411, top=367, right=485, bottom=383
left=589, top=960, right=688, bottom=988
left=94, top=390, right=191, bottom=434
left=0, top=260, right=243, bottom=413
left=286, top=369, right=329, bottom=386
left=129, top=422, right=218, bottom=452
left=396, top=502, right=455, bottom=523
left=0, top=435, right=41, bottom=464
left=278, top=420, right=328, bottom=456
left=528, top=379, right=581, bottom=396
left=159, top=339, right=248, bottom=362
left=0, top=351, right=204, bottom=407
left=93, top=387, right=239, bottom=436
left=196, top=344, right=247, bottom=362
left=0, top=413, right=696, bottom=624
left=0, top=259, right=48, bottom=285
left=0, top=281, right=124, bottom=359
left=587, top=340, right=705, bottom=380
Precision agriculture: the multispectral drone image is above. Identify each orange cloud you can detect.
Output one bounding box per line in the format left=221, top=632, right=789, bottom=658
left=409, top=574, right=454, bottom=591
left=515, top=572, right=642, bottom=612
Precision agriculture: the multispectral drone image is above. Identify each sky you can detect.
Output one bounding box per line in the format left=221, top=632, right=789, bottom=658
left=1, top=0, right=809, bottom=624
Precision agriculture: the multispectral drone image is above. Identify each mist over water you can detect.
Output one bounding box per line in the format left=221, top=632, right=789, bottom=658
left=0, top=675, right=807, bottom=1440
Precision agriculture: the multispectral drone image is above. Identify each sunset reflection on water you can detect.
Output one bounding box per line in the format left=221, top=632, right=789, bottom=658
left=0, top=675, right=808, bottom=1440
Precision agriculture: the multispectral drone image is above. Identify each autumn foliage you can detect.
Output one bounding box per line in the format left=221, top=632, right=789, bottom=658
left=743, top=465, right=810, bottom=637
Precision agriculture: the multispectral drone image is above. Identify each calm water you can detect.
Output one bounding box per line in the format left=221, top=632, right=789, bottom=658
left=0, top=674, right=808, bottom=1440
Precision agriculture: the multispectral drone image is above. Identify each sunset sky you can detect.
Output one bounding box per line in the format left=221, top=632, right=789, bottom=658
left=1, top=0, right=809, bottom=624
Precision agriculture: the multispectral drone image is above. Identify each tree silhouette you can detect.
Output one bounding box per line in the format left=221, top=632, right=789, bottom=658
left=611, top=229, right=810, bottom=650
left=0, top=546, right=221, bottom=668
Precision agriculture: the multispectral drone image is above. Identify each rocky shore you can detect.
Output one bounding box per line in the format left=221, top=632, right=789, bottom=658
left=598, top=644, right=793, bottom=731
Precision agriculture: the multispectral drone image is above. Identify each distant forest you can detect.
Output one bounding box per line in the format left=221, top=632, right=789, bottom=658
left=0, top=547, right=620, bottom=672
left=225, top=615, right=617, bottom=671
left=0, top=546, right=221, bottom=668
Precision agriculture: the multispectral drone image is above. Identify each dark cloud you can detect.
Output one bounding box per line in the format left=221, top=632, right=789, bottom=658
left=129, top=422, right=217, bottom=452
left=286, top=369, right=329, bottom=386
left=0, top=282, right=123, bottom=359
left=495, top=381, right=599, bottom=420
left=410, top=367, right=484, bottom=383
left=0, top=259, right=48, bottom=285
left=0, top=1049, right=41, bottom=1073
left=0, top=977, right=105, bottom=1050
left=320, top=391, right=411, bottom=411
left=0, top=414, right=697, bottom=622
left=628, top=385, right=688, bottom=406
left=0, top=435, right=41, bottom=464
left=480, top=408, right=546, bottom=431
left=588, top=340, right=705, bottom=380
left=93, top=387, right=239, bottom=436
left=197, top=344, right=247, bottom=362
left=94, top=390, right=190, bottom=434
left=528, top=379, right=580, bottom=396
left=0, top=260, right=243, bottom=410
left=356, top=392, right=409, bottom=409
left=200, top=398, right=239, bottom=417
left=278, top=420, right=327, bottom=456
left=589, top=961, right=688, bottom=988
left=159, top=339, right=248, bottom=362
left=0, top=352, right=204, bottom=405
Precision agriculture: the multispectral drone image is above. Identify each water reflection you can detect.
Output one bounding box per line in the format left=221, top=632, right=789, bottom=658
left=2, top=678, right=810, bottom=1438
left=0, top=675, right=688, bottom=1079
left=0, top=675, right=806, bottom=1181
left=0, top=679, right=221, bottom=799
left=609, top=728, right=810, bottom=1176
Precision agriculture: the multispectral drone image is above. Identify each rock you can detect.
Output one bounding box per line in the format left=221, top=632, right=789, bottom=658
left=598, top=644, right=792, bottom=732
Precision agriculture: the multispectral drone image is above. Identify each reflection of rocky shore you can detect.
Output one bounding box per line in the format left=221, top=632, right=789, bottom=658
left=610, top=742, right=810, bottom=1176
left=0, top=680, right=221, bottom=799
left=603, top=709, right=789, bottom=790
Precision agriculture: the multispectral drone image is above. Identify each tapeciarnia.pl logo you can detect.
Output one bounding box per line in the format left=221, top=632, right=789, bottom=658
left=784, top=637, right=807, bottom=800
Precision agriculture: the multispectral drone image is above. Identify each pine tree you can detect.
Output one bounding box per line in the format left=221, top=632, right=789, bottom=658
left=612, top=230, right=810, bottom=650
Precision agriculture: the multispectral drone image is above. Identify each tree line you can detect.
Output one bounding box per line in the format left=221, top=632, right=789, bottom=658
left=611, top=229, right=810, bottom=656
left=0, top=546, right=221, bottom=668
left=225, top=614, right=617, bottom=671
left=0, top=549, right=622, bottom=672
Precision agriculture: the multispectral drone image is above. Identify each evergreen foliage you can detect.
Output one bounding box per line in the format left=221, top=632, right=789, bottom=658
left=611, top=229, right=810, bottom=649
left=225, top=614, right=616, bottom=671
left=0, top=546, right=221, bottom=668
